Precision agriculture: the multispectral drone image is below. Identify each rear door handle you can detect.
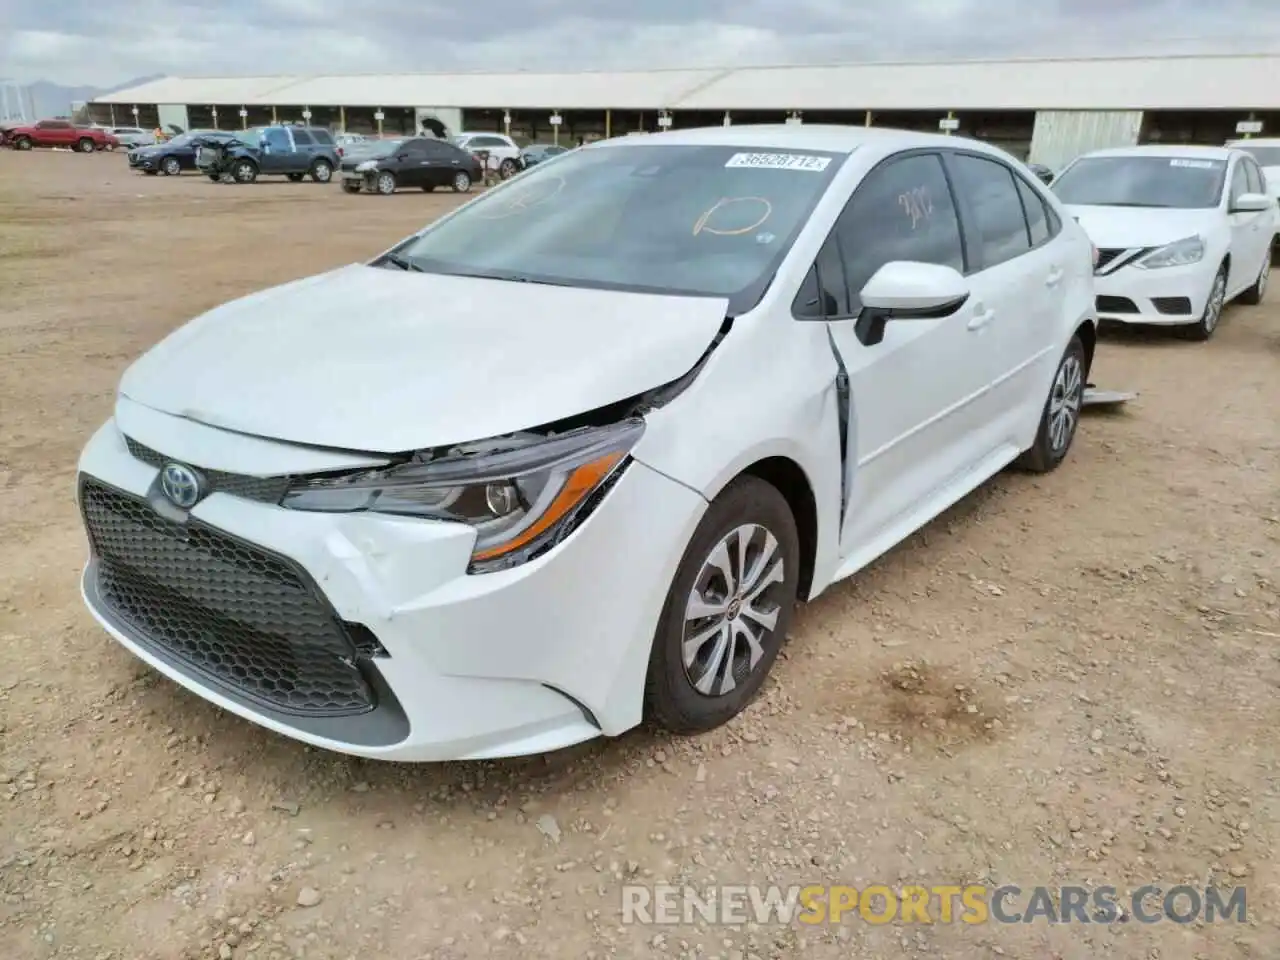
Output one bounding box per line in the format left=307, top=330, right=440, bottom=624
left=1046, top=267, right=1064, bottom=287
left=967, top=306, right=995, bottom=331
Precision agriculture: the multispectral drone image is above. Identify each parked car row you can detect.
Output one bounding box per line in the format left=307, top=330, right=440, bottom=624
left=112, top=123, right=572, bottom=196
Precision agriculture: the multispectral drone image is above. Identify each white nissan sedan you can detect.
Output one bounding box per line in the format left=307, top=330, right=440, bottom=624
left=76, top=126, right=1097, bottom=762
left=1052, top=145, right=1275, bottom=340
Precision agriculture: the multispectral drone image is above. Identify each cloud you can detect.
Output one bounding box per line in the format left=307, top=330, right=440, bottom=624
left=2, top=0, right=1279, bottom=87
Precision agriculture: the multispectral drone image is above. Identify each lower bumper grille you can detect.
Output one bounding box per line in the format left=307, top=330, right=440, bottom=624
left=1096, top=295, right=1139, bottom=314
left=80, top=476, right=375, bottom=717
left=1151, top=296, right=1193, bottom=315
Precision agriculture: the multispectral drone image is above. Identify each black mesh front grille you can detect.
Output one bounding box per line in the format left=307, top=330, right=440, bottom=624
left=80, top=477, right=375, bottom=717
left=123, top=436, right=292, bottom=504
left=1094, top=248, right=1124, bottom=271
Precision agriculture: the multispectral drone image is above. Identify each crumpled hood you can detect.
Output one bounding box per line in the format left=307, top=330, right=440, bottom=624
left=1063, top=204, right=1220, bottom=249
left=119, top=263, right=729, bottom=453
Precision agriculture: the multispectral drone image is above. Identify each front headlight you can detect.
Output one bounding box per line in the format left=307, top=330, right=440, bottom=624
left=281, top=419, right=644, bottom=573
left=355, top=160, right=377, bottom=172
left=1136, top=235, right=1204, bottom=269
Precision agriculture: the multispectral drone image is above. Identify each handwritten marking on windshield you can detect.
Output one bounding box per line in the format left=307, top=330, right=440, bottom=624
left=692, top=197, right=774, bottom=236
left=476, top=175, right=567, bottom=219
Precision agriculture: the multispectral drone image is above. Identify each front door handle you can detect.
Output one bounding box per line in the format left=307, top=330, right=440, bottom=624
left=1046, top=267, right=1064, bottom=287
left=967, top=306, right=995, bottom=331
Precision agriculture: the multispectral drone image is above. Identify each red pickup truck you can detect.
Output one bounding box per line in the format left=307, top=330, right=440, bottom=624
left=1, top=120, right=119, bottom=153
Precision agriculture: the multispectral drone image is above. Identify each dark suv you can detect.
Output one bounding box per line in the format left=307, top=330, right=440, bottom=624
left=194, top=125, right=340, bottom=184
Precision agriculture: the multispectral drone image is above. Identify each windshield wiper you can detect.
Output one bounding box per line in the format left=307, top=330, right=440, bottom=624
left=381, top=252, right=426, bottom=272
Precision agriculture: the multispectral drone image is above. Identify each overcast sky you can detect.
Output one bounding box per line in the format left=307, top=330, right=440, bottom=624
left=4, top=0, right=1280, bottom=88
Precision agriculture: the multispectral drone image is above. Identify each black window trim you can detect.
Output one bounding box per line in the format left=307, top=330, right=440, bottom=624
left=940, top=148, right=1048, bottom=273
left=790, top=147, right=970, bottom=323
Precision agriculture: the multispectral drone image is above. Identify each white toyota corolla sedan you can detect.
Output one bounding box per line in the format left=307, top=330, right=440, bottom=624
left=1052, top=145, right=1276, bottom=340
left=76, top=125, right=1097, bottom=762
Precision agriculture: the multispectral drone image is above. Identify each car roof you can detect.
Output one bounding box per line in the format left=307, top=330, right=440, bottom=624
left=1078, top=144, right=1235, bottom=161
left=1227, top=137, right=1280, bottom=147
left=590, top=123, right=1003, bottom=156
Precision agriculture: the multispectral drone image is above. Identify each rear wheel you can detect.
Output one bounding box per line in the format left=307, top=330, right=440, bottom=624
left=1181, top=263, right=1228, bottom=341
left=13, top=136, right=32, bottom=150
left=287, top=173, right=304, bottom=182
left=1237, top=247, right=1271, bottom=306
left=644, top=476, right=800, bottom=734
left=207, top=173, right=221, bottom=182
left=78, top=137, right=95, bottom=153
left=375, top=171, right=397, bottom=195
left=1014, top=334, right=1086, bottom=474
left=310, top=160, right=333, bottom=183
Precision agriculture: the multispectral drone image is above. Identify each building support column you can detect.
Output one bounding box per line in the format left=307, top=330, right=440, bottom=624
left=339, top=105, right=345, bottom=131
left=271, top=105, right=278, bottom=124
left=864, top=110, right=873, bottom=127
left=605, top=108, right=611, bottom=138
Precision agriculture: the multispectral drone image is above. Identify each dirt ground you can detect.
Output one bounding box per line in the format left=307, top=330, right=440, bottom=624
left=0, top=149, right=1277, bottom=960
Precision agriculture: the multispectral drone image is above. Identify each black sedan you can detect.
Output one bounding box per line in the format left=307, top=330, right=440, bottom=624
left=128, top=130, right=237, bottom=175
left=339, top=137, right=482, bottom=195
left=521, top=143, right=570, bottom=168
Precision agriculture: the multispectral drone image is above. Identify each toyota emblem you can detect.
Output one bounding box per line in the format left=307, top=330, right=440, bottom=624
left=160, top=462, right=203, bottom=509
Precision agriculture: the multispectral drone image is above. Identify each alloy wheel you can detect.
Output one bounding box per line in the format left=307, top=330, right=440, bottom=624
left=681, top=523, right=786, bottom=697
left=1203, top=270, right=1227, bottom=333
left=1048, top=353, right=1083, bottom=454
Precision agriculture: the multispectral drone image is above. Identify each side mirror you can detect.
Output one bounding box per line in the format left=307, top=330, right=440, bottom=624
left=855, top=261, right=970, bottom=346
left=1231, top=192, right=1273, bottom=213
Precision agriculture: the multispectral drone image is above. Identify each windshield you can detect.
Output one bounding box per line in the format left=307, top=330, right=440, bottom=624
left=235, top=127, right=265, bottom=146
left=1052, top=155, right=1226, bottom=209
left=165, top=133, right=194, bottom=147
left=1237, top=145, right=1280, bottom=167
left=394, top=143, right=843, bottom=311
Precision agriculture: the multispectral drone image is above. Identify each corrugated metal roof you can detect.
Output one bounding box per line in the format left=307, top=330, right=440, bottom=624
left=92, top=54, right=1280, bottom=111
left=94, top=76, right=306, bottom=105
left=263, top=70, right=728, bottom=109
left=679, top=55, right=1280, bottom=111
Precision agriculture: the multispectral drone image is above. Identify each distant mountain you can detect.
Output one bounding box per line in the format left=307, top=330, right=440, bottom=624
left=26, top=75, right=164, bottom=119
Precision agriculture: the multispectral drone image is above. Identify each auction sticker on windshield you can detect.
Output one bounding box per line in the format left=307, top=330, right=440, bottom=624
left=725, top=153, right=832, bottom=172
left=1169, top=159, right=1218, bottom=169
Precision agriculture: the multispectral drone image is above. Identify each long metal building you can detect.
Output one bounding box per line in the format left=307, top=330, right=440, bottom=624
left=88, top=53, right=1280, bottom=168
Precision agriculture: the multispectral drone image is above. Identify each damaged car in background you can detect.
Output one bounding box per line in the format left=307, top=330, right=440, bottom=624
left=76, top=125, right=1100, bottom=762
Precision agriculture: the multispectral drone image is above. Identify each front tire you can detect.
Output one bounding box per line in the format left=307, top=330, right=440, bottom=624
left=13, top=136, right=32, bottom=150
left=78, top=138, right=95, bottom=153
left=499, top=158, right=519, bottom=179
left=452, top=171, right=472, bottom=193
left=341, top=180, right=362, bottom=194
left=1015, top=334, right=1086, bottom=474
left=161, top=156, right=180, bottom=176
left=1182, top=263, right=1228, bottom=341
left=644, top=476, right=800, bottom=735
left=375, top=171, right=396, bottom=195
left=1237, top=247, right=1270, bottom=306
left=287, top=173, right=304, bottom=182
left=232, top=159, right=258, bottom=184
